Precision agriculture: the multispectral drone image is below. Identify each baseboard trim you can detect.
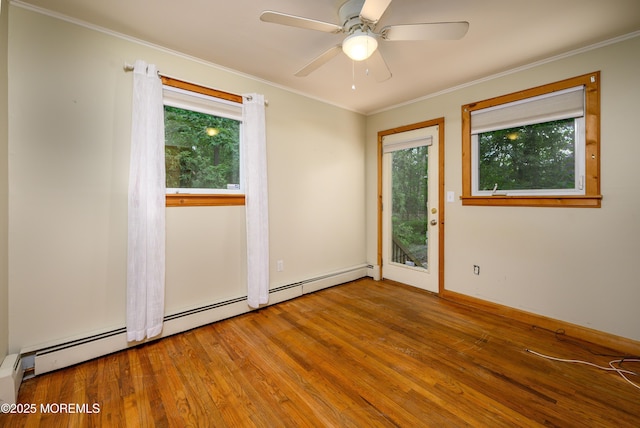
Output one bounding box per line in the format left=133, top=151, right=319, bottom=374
left=367, top=265, right=380, bottom=281
left=441, top=289, right=640, bottom=356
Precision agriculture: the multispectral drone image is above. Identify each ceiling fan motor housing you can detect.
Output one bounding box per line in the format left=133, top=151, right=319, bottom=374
left=339, top=0, right=369, bottom=33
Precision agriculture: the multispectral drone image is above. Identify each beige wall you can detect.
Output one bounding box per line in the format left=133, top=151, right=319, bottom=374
left=0, top=0, right=9, bottom=361
left=7, top=6, right=366, bottom=353
left=366, top=35, right=640, bottom=342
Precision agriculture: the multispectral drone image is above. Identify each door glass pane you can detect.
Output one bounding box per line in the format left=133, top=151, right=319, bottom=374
left=391, top=145, right=428, bottom=269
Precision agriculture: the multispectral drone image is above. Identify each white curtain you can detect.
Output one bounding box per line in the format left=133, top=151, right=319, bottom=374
left=243, top=94, right=270, bottom=308
left=127, top=60, right=166, bottom=342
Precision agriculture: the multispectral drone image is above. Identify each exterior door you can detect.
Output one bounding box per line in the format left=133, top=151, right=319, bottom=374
left=381, top=124, right=439, bottom=292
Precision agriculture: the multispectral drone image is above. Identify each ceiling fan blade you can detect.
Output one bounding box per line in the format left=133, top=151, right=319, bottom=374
left=382, top=21, right=469, bottom=41
left=260, top=11, right=343, bottom=33
left=360, top=0, right=393, bottom=24
left=366, top=49, right=392, bottom=82
left=295, top=45, right=343, bottom=77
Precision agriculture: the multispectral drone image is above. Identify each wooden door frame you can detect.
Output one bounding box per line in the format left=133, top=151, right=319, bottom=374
left=377, top=118, right=446, bottom=294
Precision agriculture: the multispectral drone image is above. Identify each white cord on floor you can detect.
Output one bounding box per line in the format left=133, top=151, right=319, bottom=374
left=526, top=348, right=640, bottom=391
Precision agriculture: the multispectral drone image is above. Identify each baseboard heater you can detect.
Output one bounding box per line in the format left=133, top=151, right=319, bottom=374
left=0, top=354, right=24, bottom=405
left=28, top=264, right=368, bottom=376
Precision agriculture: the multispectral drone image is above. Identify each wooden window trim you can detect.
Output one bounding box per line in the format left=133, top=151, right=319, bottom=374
left=162, top=76, right=244, bottom=207
left=166, top=194, right=245, bottom=207
left=461, top=71, right=601, bottom=208
left=161, top=76, right=243, bottom=104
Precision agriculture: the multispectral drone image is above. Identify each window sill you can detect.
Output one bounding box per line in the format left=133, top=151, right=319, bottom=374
left=166, top=194, right=246, bottom=207
left=460, top=195, right=602, bottom=208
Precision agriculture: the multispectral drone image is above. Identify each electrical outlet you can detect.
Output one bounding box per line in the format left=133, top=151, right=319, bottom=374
left=473, top=265, right=480, bottom=275
left=276, top=260, right=284, bottom=272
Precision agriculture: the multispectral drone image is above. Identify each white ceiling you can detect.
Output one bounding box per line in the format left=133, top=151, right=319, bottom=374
left=15, top=0, right=640, bottom=114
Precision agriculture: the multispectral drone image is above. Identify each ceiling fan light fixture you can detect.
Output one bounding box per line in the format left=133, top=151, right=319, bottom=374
left=342, top=29, right=378, bottom=61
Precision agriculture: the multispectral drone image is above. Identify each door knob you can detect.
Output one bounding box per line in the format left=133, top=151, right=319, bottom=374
left=430, top=219, right=438, bottom=226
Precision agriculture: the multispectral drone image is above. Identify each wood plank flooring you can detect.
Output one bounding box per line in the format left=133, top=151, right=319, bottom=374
left=2, top=278, right=639, bottom=427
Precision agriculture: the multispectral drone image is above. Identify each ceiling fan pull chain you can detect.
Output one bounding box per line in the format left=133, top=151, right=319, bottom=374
left=352, top=60, right=356, bottom=90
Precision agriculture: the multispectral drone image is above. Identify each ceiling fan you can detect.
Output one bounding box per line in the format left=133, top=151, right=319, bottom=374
left=260, top=0, right=469, bottom=82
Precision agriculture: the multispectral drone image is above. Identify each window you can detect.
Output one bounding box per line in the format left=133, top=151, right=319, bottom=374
left=461, top=72, right=601, bottom=207
left=161, top=76, right=245, bottom=207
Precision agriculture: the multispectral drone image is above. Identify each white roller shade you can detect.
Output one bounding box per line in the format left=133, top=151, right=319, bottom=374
left=163, top=86, right=242, bottom=121
left=383, top=128, right=433, bottom=153
left=471, top=86, right=584, bottom=134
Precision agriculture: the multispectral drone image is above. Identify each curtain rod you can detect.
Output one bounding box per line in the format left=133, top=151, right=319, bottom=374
left=123, top=62, right=160, bottom=75
left=122, top=63, right=266, bottom=105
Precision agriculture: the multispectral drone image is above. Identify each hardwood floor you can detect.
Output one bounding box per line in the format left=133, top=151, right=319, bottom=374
left=2, top=278, right=639, bottom=427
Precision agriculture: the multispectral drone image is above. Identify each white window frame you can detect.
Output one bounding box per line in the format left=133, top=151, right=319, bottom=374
left=470, top=86, right=585, bottom=197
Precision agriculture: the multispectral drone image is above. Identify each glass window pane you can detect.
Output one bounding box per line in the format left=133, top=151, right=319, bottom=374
left=164, top=105, right=240, bottom=191
left=478, top=118, right=576, bottom=191
left=391, top=146, right=428, bottom=269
